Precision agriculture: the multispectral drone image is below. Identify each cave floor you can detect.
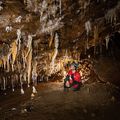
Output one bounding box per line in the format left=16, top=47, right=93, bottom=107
left=0, top=81, right=120, bottom=120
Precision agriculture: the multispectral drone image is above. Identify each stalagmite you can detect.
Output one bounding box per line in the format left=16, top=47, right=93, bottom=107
left=21, top=88, right=25, bottom=94
left=32, top=86, right=37, bottom=94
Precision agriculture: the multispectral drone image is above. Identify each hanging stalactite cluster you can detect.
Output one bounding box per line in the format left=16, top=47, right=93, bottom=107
left=0, top=0, right=120, bottom=93
left=0, top=0, right=64, bottom=93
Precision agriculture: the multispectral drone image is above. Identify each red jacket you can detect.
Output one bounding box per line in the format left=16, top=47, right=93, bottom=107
left=67, top=70, right=81, bottom=83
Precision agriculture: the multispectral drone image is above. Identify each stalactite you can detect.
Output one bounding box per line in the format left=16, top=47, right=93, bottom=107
left=25, top=14, right=32, bottom=23
left=85, top=20, right=91, bottom=36
left=15, top=16, right=22, bottom=23
left=24, top=0, right=27, bottom=5
left=32, top=60, right=38, bottom=86
left=27, top=35, right=33, bottom=50
left=22, top=50, right=26, bottom=69
left=105, top=1, right=120, bottom=24
left=17, top=29, right=22, bottom=51
left=85, top=20, right=91, bottom=54
left=93, top=25, right=99, bottom=55
left=0, top=2, right=3, bottom=11
left=40, top=0, right=63, bottom=34
left=5, top=26, right=12, bottom=32
left=41, top=0, right=48, bottom=12
left=26, top=0, right=33, bottom=10
left=3, top=77, right=6, bottom=90
left=2, top=52, right=11, bottom=72
left=26, top=35, right=33, bottom=87
left=50, top=32, right=59, bottom=74
left=50, top=5, right=55, bottom=17
left=2, top=56, right=7, bottom=70
left=27, top=49, right=32, bottom=87
left=22, top=49, right=27, bottom=81
left=11, top=78, right=14, bottom=92
left=20, top=74, right=24, bottom=94
left=10, top=41, right=17, bottom=71
left=79, top=0, right=90, bottom=12
left=17, top=61, right=21, bottom=73
left=34, top=0, right=38, bottom=13
left=0, top=59, right=3, bottom=67
left=6, top=53, right=11, bottom=72
left=59, top=0, right=62, bottom=15
left=84, top=0, right=90, bottom=10
left=105, top=8, right=117, bottom=24
left=105, top=35, right=110, bottom=50
left=49, top=32, right=54, bottom=47
left=23, top=72, right=27, bottom=82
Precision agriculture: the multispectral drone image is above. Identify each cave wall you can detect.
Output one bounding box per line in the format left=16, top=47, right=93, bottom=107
left=0, top=0, right=120, bottom=89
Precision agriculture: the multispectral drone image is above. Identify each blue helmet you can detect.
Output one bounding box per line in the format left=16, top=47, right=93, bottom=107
left=71, top=62, right=79, bottom=69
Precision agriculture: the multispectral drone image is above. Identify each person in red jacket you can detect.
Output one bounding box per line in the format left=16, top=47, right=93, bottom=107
left=64, top=62, right=82, bottom=91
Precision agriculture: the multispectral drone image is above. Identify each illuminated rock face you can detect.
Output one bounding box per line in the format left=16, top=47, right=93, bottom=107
left=0, top=0, right=120, bottom=90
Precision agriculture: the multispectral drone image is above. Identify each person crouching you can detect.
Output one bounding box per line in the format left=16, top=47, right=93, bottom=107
left=64, top=63, right=82, bottom=91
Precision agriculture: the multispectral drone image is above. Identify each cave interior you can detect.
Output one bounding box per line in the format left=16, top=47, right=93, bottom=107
left=0, top=0, right=120, bottom=120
